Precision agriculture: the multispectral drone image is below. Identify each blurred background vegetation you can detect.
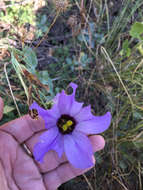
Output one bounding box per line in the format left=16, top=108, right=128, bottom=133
left=0, top=0, right=143, bottom=189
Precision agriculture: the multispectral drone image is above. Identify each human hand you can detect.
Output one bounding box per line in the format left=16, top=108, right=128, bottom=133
left=0, top=97, right=105, bottom=190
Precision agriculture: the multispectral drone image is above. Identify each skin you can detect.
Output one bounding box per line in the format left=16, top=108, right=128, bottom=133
left=0, top=97, right=105, bottom=190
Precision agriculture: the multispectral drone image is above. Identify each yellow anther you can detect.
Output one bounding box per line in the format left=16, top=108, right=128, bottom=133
left=62, top=120, right=73, bottom=131
left=66, top=120, right=73, bottom=126
left=62, top=124, right=68, bottom=131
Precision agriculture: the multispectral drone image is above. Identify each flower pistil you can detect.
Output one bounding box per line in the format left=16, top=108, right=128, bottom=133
left=57, top=114, right=76, bottom=134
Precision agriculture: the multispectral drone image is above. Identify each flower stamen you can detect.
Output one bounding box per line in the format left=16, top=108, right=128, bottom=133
left=57, top=114, right=76, bottom=134
left=62, top=120, right=73, bottom=131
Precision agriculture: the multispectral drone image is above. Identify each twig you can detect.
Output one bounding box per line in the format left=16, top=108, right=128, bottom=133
left=112, top=175, right=128, bottom=190
left=34, top=11, right=60, bottom=50
left=138, top=161, right=142, bottom=190
left=82, top=174, right=94, bottom=190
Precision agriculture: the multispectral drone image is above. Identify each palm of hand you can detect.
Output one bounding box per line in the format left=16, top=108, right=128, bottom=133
left=0, top=129, right=46, bottom=190
left=0, top=98, right=105, bottom=190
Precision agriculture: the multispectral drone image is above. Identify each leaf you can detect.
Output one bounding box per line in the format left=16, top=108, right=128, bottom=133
left=123, top=39, right=129, bottom=50
left=11, top=51, right=29, bottom=99
left=37, top=71, right=54, bottom=95
left=23, top=46, right=38, bottom=73
left=40, top=15, right=47, bottom=25
left=4, top=105, right=15, bottom=114
left=119, top=160, right=127, bottom=169
left=120, top=39, right=131, bottom=57
left=129, top=22, right=143, bottom=40
left=22, top=69, right=50, bottom=93
left=137, top=44, right=143, bottom=55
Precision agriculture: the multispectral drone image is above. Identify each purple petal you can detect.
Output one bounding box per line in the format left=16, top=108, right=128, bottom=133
left=46, top=103, right=60, bottom=119
left=69, top=82, right=77, bottom=96
left=51, top=134, right=64, bottom=157
left=75, top=112, right=111, bottom=134
left=69, top=83, right=83, bottom=115
left=58, top=90, right=72, bottom=114
left=74, top=105, right=94, bottom=122
left=53, top=93, right=60, bottom=104
left=64, top=132, right=94, bottom=169
left=57, top=82, right=83, bottom=115
left=33, top=127, right=58, bottom=162
left=39, top=127, right=58, bottom=142
left=33, top=142, right=49, bottom=163
left=57, top=83, right=77, bottom=115
left=70, top=101, right=83, bottom=116
left=30, top=102, right=58, bottom=129
left=56, top=83, right=78, bottom=103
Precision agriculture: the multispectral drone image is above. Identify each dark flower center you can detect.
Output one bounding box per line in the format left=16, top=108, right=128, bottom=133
left=57, top=114, right=76, bottom=134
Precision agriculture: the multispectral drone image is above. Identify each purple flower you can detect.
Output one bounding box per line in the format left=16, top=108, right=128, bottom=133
left=30, top=83, right=111, bottom=169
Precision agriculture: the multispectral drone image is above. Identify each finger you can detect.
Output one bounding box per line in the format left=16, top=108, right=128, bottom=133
left=26, top=134, right=105, bottom=173
left=0, top=131, right=46, bottom=190
left=0, top=115, right=45, bottom=143
left=25, top=132, right=67, bottom=173
left=14, top=142, right=46, bottom=190
left=0, top=97, right=4, bottom=120
left=43, top=158, right=95, bottom=190
left=90, top=135, right=105, bottom=152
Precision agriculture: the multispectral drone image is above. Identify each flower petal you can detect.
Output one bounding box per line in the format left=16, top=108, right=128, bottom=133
left=51, top=134, right=64, bottom=157
left=54, top=82, right=78, bottom=106
left=53, top=93, right=60, bottom=104
left=69, top=82, right=78, bottom=95
left=33, top=127, right=58, bottom=162
left=74, top=105, right=94, bottom=122
left=33, top=142, right=49, bottom=163
left=58, top=90, right=72, bottom=114
left=46, top=103, right=60, bottom=119
left=69, top=83, right=83, bottom=115
left=30, top=102, right=58, bottom=129
left=64, top=132, right=94, bottom=169
left=70, top=101, right=83, bottom=116
left=75, top=112, right=111, bottom=134
left=57, top=82, right=83, bottom=115
left=39, top=127, right=58, bottom=142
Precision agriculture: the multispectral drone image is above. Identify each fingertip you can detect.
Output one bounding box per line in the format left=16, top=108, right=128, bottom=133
left=43, top=161, right=95, bottom=190
left=0, top=114, right=45, bottom=143
left=0, top=97, right=4, bottom=120
left=25, top=114, right=45, bottom=132
left=89, top=135, right=105, bottom=152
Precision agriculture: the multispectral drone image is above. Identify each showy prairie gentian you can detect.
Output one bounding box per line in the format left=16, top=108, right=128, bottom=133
left=30, top=83, right=111, bottom=169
